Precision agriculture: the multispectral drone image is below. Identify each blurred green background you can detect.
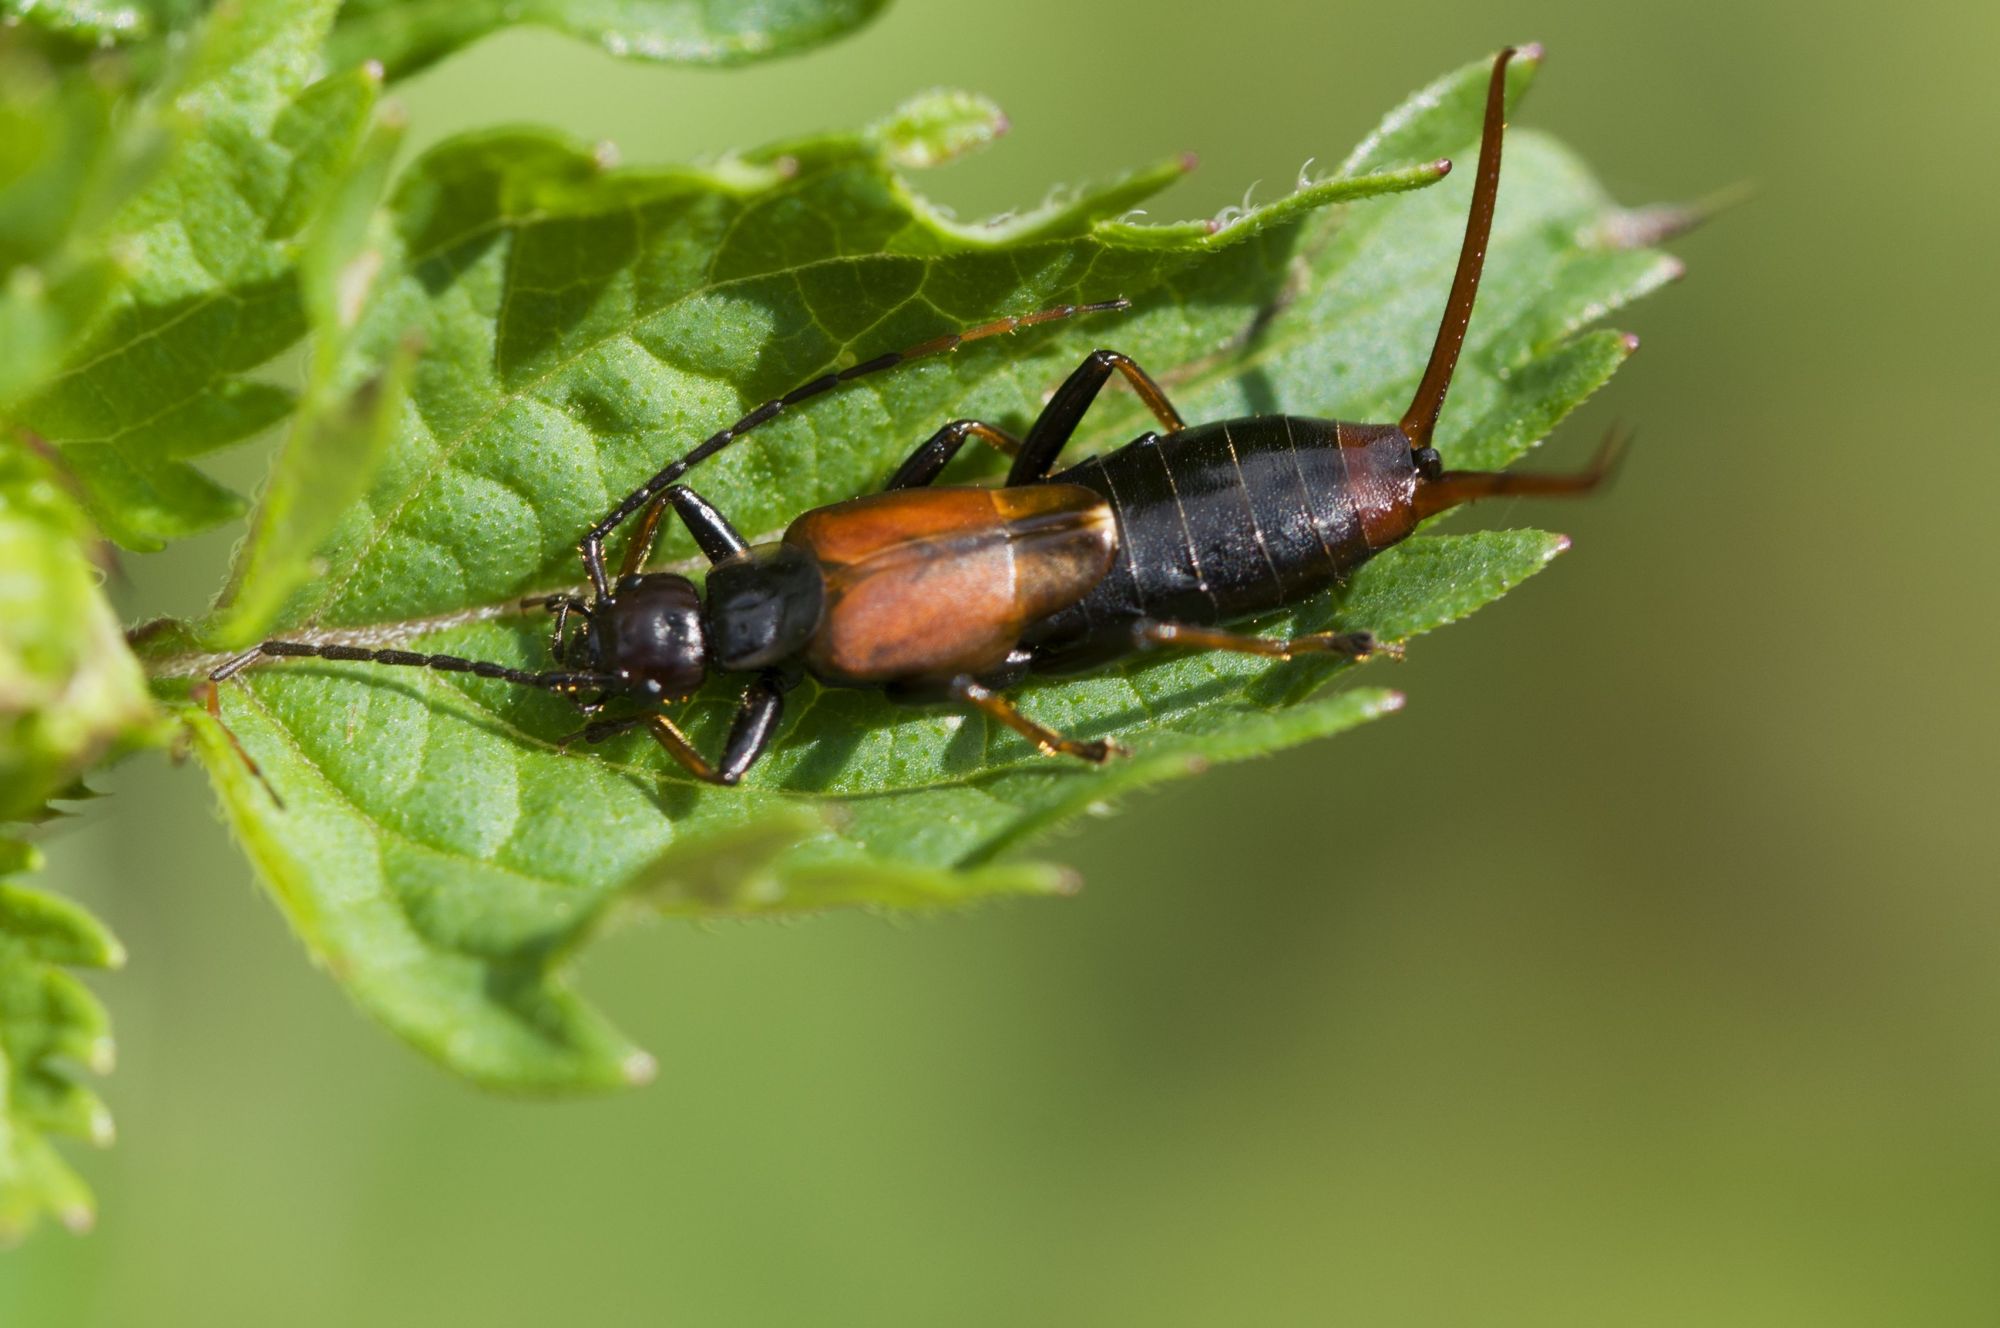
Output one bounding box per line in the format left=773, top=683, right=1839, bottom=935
left=9, top=0, right=2000, bottom=1322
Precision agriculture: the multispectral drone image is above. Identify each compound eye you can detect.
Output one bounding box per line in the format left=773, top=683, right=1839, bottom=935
left=1412, top=446, right=1444, bottom=481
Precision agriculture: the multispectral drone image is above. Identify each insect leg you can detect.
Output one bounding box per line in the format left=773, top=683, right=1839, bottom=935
left=616, top=496, right=674, bottom=579
left=713, top=674, right=787, bottom=783
left=604, top=482, right=748, bottom=576
left=1007, top=350, right=1186, bottom=484
left=612, top=484, right=750, bottom=576
left=1131, top=619, right=1400, bottom=662
left=885, top=419, right=1023, bottom=490
left=559, top=673, right=784, bottom=785
left=946, top=675, right=1126, bottom=764
left=637, top=675, right=786, bottom=786
left=661, top=485, right=749, bottom=563
left=977, top=647, right=1034, bottom=691
left=189, top=677, right=285, bottom=809
left=580, top=298, right=1130, bottom=596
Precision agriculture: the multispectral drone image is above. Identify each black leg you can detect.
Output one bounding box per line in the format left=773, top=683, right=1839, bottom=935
left=612, top=482, right=762, bottom=580
left=886, top=419, right=1022, bottom=490
left=714, top=674, right=786, bottom=784
left=567, top=675, right=786, bottom=786
left=1006, top=349, right=1186, bottom=484
left=640, top=675, right=786, bottom=786
left=580, top=298, right=1131, bottom=596
left=1131, top=619, right=1401, bottom=662
left=946, top=674, right=1125, bottom=764
left=662, top=485, right=748, bottom=564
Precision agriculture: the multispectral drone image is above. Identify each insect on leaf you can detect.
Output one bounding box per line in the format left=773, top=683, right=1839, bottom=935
left=152, top=53, right=1685, bottom=1091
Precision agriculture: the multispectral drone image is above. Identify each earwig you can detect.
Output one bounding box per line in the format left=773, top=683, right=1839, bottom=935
left=214, top=46, right=1622, bottom=790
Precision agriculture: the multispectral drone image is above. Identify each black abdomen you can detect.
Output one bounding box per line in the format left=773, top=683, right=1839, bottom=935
left=1025, top=416, right=1399, bottom=671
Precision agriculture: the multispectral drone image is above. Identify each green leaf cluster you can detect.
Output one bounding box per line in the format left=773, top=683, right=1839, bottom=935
left=0, top=426, right=141, bottom=1239
left=0, top=433, right=137, bottom=1245
left=0, top=836, right=122, bottom=1244
left=13, top=0, right=385, bottom=547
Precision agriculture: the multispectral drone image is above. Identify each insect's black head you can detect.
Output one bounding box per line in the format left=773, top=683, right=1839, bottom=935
left=575, top=573, right=709, bottom=698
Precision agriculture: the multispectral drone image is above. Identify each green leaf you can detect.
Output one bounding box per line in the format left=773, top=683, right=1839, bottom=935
left=157, top=52, right=1681, bottom=1090
left=0, top=836, right=123, bottom=1245
left=15, top=0, right=388, bottom=551
left=0, top=440, right=158, bottom=821
left=0, top=1, right=164, bottom=47
left=329, top=0, right=891, bottom=82
left=205, top=355, right=412, bottom=648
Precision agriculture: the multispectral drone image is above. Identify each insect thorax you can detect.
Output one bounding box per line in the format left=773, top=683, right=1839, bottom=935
left=701, top=541, right=828, bottom=673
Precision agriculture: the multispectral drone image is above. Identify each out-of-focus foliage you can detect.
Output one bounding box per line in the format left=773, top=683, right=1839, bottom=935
left=0, top=441, right=144, bottom=1242
left=0, top=31, right=134, bottom=411
left=0, top=443, right=155, bottom=822
left=0, top=22, right=158, bottom=1237
left=329, top=0, right=892, bottom=80
left=12, top=0, right=374, bottom=550
left=0, top=836, right=122, bottom=1245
